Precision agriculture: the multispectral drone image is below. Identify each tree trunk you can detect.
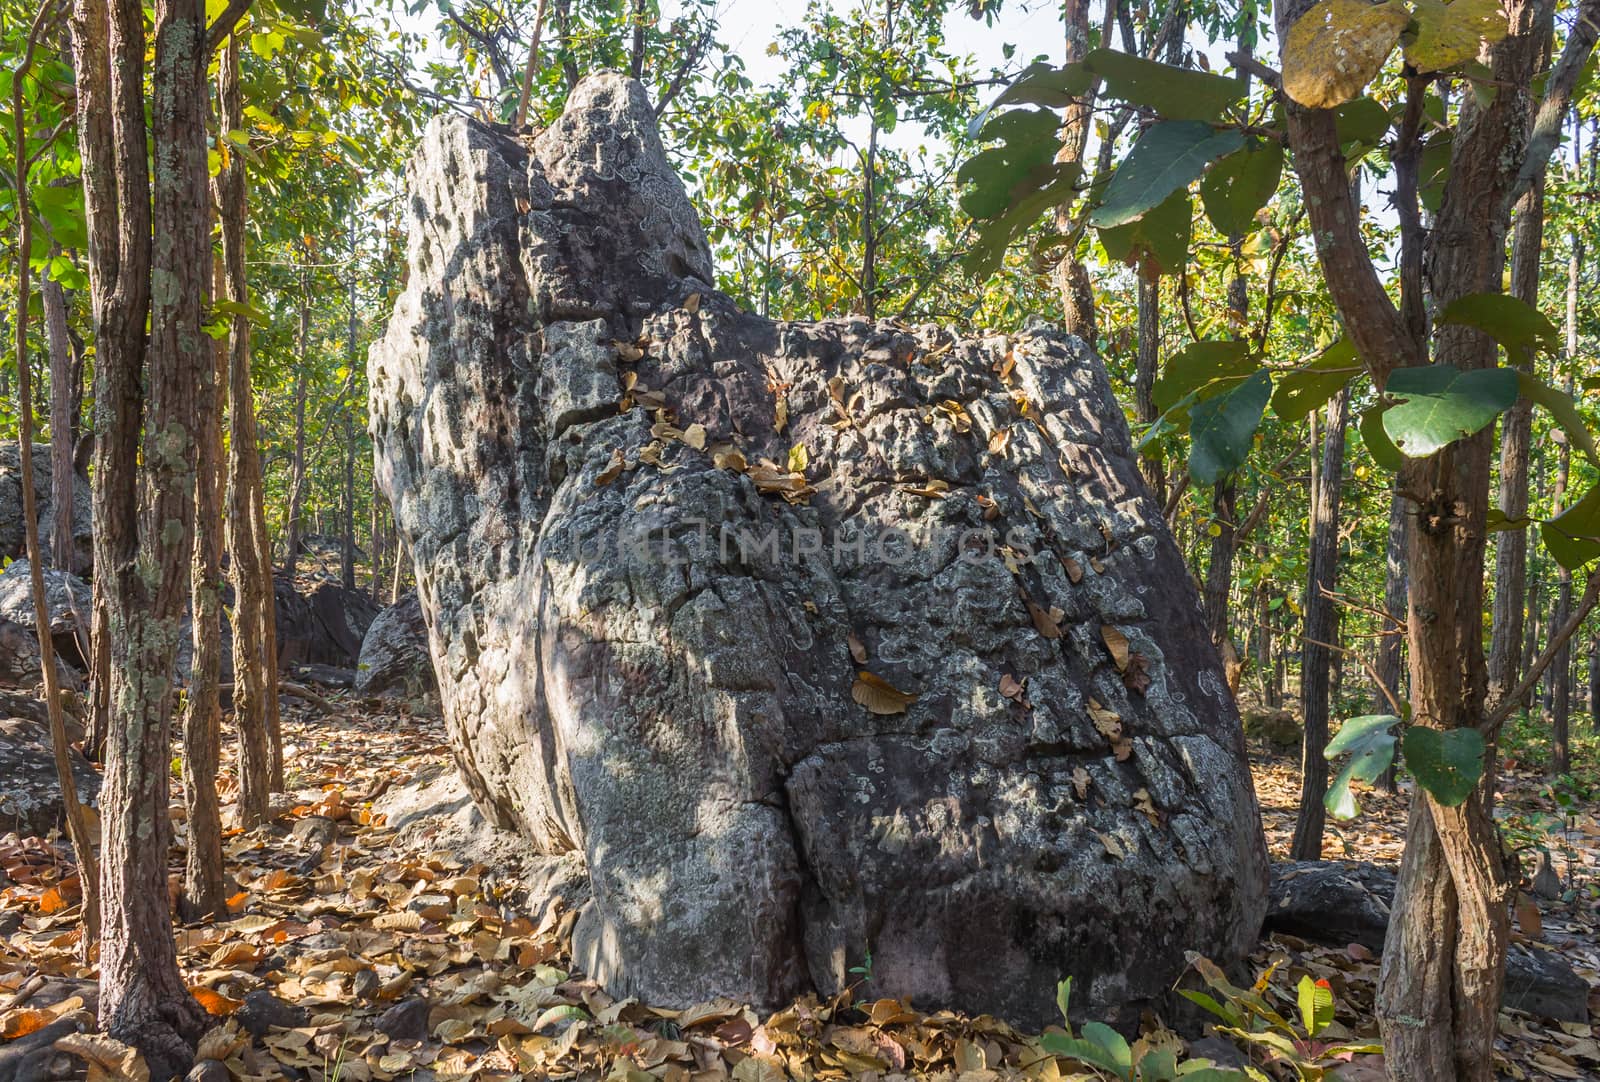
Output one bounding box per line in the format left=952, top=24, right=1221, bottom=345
left=285, top=275, right=309, bottom=580
left=1489, top=176, right=1544, bottom=704
left=1550, top=227, right=1581, bottom=775
left=182, top=249, right=227, bottom=923
left=1291, top=386, right=1350, bottom=861
left=41, top=260, right=76, bottom=573
left=71, top=0, right=216, bottom=1069
left=13, top=7, right=100, bottom=959
left=1052, top=0, right=1098, bottom=341
left=1375, top=482, right=1407, bottom=790
left=217, top=33, right=283, bottom=821
left=342, top=215, right=359, bottom=591
left=1133, top=276, right=1164, bottom=501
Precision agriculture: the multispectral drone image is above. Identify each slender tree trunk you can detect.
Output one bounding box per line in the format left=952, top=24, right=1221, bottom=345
left=285, top=274, right=309, bottom=580
left=1291, top=387, right=1350, bottom=860
left=342, top=214, right=359, bottom=591
left=15, top=3, right=100, bottom=959
left=1375, top=482, right=1407, bottom=790
left=1133, top=276, right=1164, bottom=501
left=181, top=248, right=227, bottom=923
left=217, top=33, right=283, bottom=822
left=1489, top=176, right=1545, bottom=704
left=41, top=260, right=75, bottom=573
left=1052, top=0, right=1099, bottom=340
left=1549, top=227, right=1582, bottom=775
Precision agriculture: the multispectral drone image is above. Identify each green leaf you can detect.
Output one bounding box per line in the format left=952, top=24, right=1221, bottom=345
left=1437, top=292, right=1560, bottom=356
left=969, top=63, right=1093, bottom=137
left=1402, top=726, right=1486, bottom=807
left=1038, top=1032, right=1132, bottom=1078
left=1189, top=369, right=1271, bottom=485
left=1199, top=140, right=1284, bottom=236
left=1419, top=132, right=1453, bottom=213
left=1090, top=121, right=1244, bottom=229
left=1154, top=340, right=1257, bottom=413
left=1518, top=372, right=1600, bottom=470
left=1359, top=405, right=1407, bottom=470
left=1271, top=339, right=1361, bottom=421
left=1296, top=975, right=1335, bottom=1037
left=1324, top=714, right=1400, bottom=820
left=1403, top=0, right=1510, bottom=73
left=1381, top=364, right=1518, bottom=457
left=1541, top=485, right=1600, bottom=571
left=1334, top=97, right=1393, bottom=150
left=1084, top=49, right=1245, bottom=122
left=1176, top=989, right=1245, bottom=1029
left=1098, top=188, right=1193, bottom=279
left=1055, top=977, right=1072, bottom=1028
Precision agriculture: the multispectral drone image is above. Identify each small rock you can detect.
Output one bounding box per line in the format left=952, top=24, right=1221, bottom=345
left=1530, top=849, right=1563, bottom=900
left=375, top=997, right=430, bottom=1042
left=352, top=967, right=380, bottom=1001
left=1186, top=1036, right=1248, bottom=1069
left=235, top=990, right=309, bottom=1037
left=185, top=1061, right=231, bottom=1082
left=290, top=815, right=339, bottom=850
left=1506, top=943, right=1590, bottom=1022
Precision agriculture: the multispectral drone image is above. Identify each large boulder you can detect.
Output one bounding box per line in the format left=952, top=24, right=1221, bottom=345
left=0, top=559, right=90, bottom=669
left=0, top=441, right=92, bottom=573
left=274, top=577, right=380, bottom=670
left=355, top=592, right=435, bottom=697
left=1266, top=861, right=1589, bottom=1022
left=0, top=715, right=100, bottom=839
left=368, top=74, right=1269, bottom=1028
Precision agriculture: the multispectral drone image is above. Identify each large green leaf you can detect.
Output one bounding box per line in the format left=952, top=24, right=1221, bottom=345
left=1402, top=726, right=1485, bottom=807
left=1084, top=48, right=1245, bottom=122
left=1403, top=0, right=1510, bottom=72
left=1437, top=292, right=1560, bottom=356
left=1199, top=140, right=1284, bottom=236
left=1297, top=975, right=1335, bottom=1038
left=1541, top=486, right=1600, bottom=571
left=969, top=62, right=1093, bottom=137
left=1334, top=97, right=1393, bottom=151
left=1272, top=339, right=1361, bottom=421
left=1381, top=364, right=1518, bottom=457
left=1098, top=189, right=1192, bottom=279
left=1324, top=714, right=1401, bottom=820
left=1090, top=121, right=1244, bottom=229
left=1518, top=372, right=1600, bottom=470
left=1189, top=369, right=1271, bottom=485
left=1359, top=405, right=1407, bottom=470
left=1154, top=340, right=1257, bottom=412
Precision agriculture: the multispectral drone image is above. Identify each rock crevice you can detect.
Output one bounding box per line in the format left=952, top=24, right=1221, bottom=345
left=370, top=72, right=1269, bottom=1027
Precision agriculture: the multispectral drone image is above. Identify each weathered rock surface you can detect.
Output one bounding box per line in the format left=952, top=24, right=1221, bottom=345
left=274, top=576, right=379, bottom=670
left=369, top=73, right=1269, bottom=1027
left=0, top=715, right=100, bottom=838
left=0, top=442, right=92, bottom=573
left=355, top=592, right=435, bottom=697
left=0, top=560, right=90, bottom=669
left=1266, top=860, right=1589, bottom=1022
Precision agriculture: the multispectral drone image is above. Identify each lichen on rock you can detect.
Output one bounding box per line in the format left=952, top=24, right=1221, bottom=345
left=369, top=71, right=1268, bottom=1028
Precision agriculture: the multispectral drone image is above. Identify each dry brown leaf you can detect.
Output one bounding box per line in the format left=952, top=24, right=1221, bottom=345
left=847, top=633, right=868, bottom=665
left=851, top=672, right=918, bottom=715
left=901, top=479, right=950, bottom=499
left=54, top=1033, right=149, bottom=1082
left=712, top=445, right=747, bottom=471
left=988, top=428, right=1011, bottom=455
left=594, top=448, right=625, bottom=486
left=1062, top=555, right=1084, bottom=584
left=1027, top=599, right=1062, bottom=640
left=1071, top=766, right=1091, bottom=801
left=998, top=674, right=1025, bottom=701
left=682, top=423, right=708, bottom=451
left=1101, top=625, right=1131, bottom=671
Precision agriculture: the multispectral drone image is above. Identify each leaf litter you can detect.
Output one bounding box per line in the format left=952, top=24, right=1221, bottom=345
left=0, top=699, right=1596, bottom=1080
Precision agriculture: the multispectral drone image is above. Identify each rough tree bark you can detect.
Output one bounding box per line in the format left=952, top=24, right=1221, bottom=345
left=1133, top=277, right=1165, bottom=501
left=1291, top=387, right=1350, bottom=861
left=70, top=0, right=216, bottom=1069
left=1489, top=176, right=1545, bottom=704
left=1550, top=219, right=1581, bottom=775
left=217, top=32, right=283, bottom=821
left=1374, top=483, right=1407, bottom=790
left=181, top=246, right=228, bottom=923
left=1276, top=0, right=1595, bottom=1074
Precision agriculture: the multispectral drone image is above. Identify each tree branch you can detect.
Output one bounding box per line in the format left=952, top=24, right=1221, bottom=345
left=1511, top=0, right=1600, bottom=207
left=206, top=0, right=252, bottom=55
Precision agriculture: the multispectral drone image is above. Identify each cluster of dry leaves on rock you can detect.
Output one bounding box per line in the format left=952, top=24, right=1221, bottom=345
left=1, top=698, right=1596, bottom=1081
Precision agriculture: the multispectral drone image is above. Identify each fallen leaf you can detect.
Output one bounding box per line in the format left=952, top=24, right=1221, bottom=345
left=851, top=672, right=918, bottom=715
left=594, top=448, right=625, bottom=486
left=847, top=633, right=868, bottom=665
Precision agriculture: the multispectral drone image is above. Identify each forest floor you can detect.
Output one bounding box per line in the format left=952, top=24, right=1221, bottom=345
left=1, top=696, right=1597, bottom=1081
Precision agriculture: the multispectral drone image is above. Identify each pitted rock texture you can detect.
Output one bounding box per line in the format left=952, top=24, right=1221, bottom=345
left=370, top=72, right=1269, bottom=1027
left=0, top=442, right=92, bottom=573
